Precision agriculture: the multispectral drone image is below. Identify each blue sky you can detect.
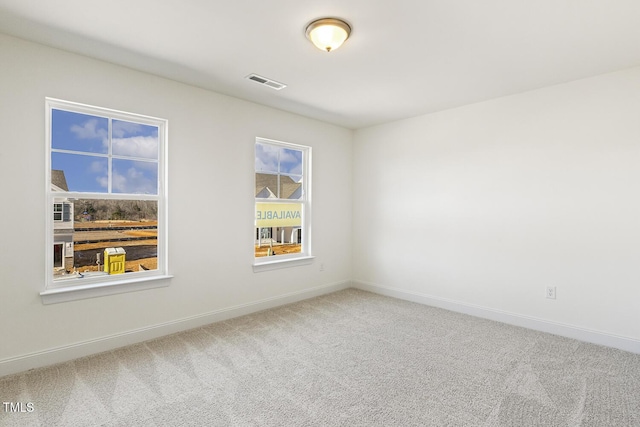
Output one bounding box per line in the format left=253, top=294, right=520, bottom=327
left=51, top=109, right=159, bottom=194
left=255, top=142, right=303, bottom=177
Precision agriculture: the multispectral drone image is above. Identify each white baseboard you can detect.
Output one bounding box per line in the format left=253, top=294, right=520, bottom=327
left=352, top=280, right=640, bottom=355
left=0, top=280, right=351, bottom=378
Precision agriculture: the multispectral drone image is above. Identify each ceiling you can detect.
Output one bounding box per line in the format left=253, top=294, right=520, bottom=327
left=1, top=1, right=640, bottom=129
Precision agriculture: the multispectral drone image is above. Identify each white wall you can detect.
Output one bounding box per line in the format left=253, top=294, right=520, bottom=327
left=0, top=33, right=352, bottom=375
left=353, top=67, right=640, bottom=350
left=2, top=31, right=639, bottom=376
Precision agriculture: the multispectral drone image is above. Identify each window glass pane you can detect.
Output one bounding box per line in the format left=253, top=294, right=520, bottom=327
left=255, top=202, right=302, bottom=258
left=280, top=175, right=303, bottom=200
left=112, top=159, right=158, bottom=195
left=254, top=139, right=308, bottom=262
left=53, top=198, right=158, bottom=279
left=52, top=109, right=108, bottom=154
left=279, top=148, right=303, bottom=175
left=47, top=99, right=167, bottom=293
left=112, top=120, right=159, bottom=160
left=255, top=142, right=280, bottom=173
left=255, top=172, right=278, bottom=198
left=52, top=152, right=108, bottom=193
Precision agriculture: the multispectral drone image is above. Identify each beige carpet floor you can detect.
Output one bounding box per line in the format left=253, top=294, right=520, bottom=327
left=1, top=289, right=639, bottom=426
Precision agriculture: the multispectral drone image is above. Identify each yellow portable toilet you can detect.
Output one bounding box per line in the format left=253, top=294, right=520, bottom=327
left=104, top=247, right=126, bottom=274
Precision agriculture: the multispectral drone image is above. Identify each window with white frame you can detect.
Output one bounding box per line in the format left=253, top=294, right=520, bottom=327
left=53, top=203, right=63, bottom=221
left=44, top=98, right=168, bottom=299
left=254, top=138, right=311, bottom=267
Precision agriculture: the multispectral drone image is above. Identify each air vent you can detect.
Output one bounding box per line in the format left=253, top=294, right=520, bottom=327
left=246, top=74, right=287, bottom=90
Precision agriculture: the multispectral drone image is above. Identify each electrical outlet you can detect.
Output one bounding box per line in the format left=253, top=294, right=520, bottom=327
left=546, top=286, right=556, bottom=299
left=320, top=263, right=325, bottom=272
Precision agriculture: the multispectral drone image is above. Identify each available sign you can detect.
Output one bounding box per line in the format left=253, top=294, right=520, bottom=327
left=256, top=202, right=302, bottom=227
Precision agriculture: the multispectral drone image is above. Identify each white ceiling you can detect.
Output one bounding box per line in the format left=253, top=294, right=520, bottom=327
left=1, top=1, right=639, bottom=129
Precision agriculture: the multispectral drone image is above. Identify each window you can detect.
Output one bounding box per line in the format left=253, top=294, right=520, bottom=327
left=53, top=203, right=63, bottom=221
left=43, top=98, right=169, bottom=303
left=254, top=138, right=312, bottom=270
left=53, top=202, right=71, bottom=222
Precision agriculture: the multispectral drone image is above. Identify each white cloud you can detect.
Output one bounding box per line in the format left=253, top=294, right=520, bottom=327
left=255, top=145, right=303, bottom=175
left=112, top=165, right=157, bottom=194
left=89, top=160, right=106, bottom=174
left=280, top=150, right=299, bottom=163
left=255, top=143, right=280, bottom=172
left=112, top=121, right=144, bottom=138
left=71, top=119, right=107, bottom=142
left=112, top=171, right=128, bottom=193
left=284, top=162, right=303, bottom=175
left=96, top=176, right=108, bottom=189
left=112, top=136, right=158, bottom=159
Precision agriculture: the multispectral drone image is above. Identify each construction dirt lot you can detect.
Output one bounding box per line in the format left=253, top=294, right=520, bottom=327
left=254, top=243, right=301, bottom=257
left=73, top=221, right=300, bottom=269
left=73, top=221, right=158, bottom=272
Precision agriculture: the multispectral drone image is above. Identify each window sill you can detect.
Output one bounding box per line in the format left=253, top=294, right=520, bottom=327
left=40, top=274, right=173, bottom=304
left=253, top=256, right=315, bottom=273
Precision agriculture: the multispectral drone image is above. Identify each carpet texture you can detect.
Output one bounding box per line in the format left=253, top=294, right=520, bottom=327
left=1, top=289, right=639, bottom=426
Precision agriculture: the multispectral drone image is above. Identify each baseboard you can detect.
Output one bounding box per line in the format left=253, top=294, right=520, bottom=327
left=0, top=280, right=351, bottom=378
left=352, top=280, right=640, bottom=355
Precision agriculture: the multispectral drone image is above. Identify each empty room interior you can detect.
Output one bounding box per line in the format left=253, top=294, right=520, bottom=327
left=1, top=1, right=639, bottom=425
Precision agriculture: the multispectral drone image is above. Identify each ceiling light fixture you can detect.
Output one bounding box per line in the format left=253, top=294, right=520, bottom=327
left=305, top=18, right=351, bottom=52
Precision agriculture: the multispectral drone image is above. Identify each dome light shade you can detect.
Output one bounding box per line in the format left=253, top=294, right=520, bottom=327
left=305, top=18, right=351, bottom=52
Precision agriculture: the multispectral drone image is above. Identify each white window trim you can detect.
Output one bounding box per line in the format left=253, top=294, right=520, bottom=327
left=252, top=256, right=315, bottom=272
left=42, top=98, right=171, bottom=304
left=253, top=137, right=313, bottom=271
left=40, top=275, right=172, bottom=304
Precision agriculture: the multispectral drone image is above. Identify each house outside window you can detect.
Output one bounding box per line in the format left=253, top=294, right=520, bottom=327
left=44, top=98, right=169, bottom=301
left=254, top=138, right=311, bottom=270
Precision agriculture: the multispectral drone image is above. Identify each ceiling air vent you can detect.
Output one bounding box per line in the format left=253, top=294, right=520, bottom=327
left=246, top=74, right=287, bottom=90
